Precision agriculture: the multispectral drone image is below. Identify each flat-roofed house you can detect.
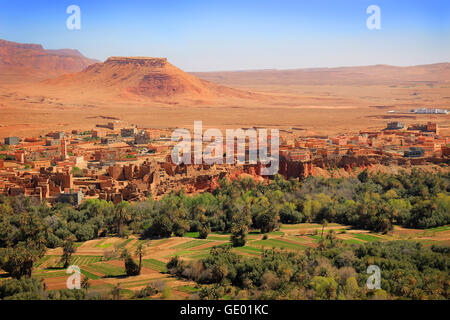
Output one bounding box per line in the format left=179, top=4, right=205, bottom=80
left=4, top=137, right=20, bottom=145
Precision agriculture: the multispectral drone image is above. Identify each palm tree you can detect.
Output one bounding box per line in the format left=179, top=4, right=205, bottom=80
left=318, top=238, right=326, bottom=251
left=120, top=248, right=130, bottom=261
left=114, top=201, right=130, bottom=236
left=111, top=282, right=121, bottom=300
left=60, top=240, right=76, bottom=268
left=321, top=219, right=328, bottom=239
left=81, top=276, right=91, bottom=292
left=135, top=244, right=145, bottom=272
left=326, top=230, right=337, bottom=248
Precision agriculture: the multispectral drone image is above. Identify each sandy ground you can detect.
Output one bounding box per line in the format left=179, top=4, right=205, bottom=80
left=0, top=77, right=448, bottom=139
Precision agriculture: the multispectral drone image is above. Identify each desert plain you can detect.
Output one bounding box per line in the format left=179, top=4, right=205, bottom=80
left=0, top=42, right=449, bottom=139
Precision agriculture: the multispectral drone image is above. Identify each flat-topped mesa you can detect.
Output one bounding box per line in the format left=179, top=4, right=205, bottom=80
left=0, top=39, right=44, bottom=51
left=44, top=54, right=257, bottom=101
left=105, top=57, right=168, bottom=68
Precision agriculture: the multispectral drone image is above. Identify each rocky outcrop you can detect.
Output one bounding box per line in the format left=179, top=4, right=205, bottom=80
left=279, top=154, right=448, bottom=180
left=44, top=55, right=258, bottom=102
left=105, top=57, right=168, bottom=67
left=0, top=38, right=98, bottom=81
left=279, top=159, right=313, bottom=179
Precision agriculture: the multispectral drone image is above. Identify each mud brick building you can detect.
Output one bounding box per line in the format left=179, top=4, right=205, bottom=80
left=0, top=121, right=448, bottom=206
left=4, top=137, right=20, bottom=145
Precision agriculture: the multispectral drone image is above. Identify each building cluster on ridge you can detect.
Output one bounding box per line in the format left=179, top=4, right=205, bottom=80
left=0, top=121, right=448, bottom=205
left=279, top=121, right=448, bottom=162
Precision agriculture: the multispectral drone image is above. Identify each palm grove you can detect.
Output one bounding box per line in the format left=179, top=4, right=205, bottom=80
left=0, top=169, right=449, bottom=299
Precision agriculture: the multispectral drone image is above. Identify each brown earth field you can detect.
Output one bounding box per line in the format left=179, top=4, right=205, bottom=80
left=20, top=223, right=449, bottom=299
left=0, top=57, right=449, bottom=138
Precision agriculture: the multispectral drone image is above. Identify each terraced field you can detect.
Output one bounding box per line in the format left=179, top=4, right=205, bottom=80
left=27, top=223, right=449, bottom=299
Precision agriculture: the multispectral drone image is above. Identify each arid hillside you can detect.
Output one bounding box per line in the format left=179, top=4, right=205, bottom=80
left=0, top=38, right=98, bottom=83
left=191, top=63, right=450, bottom=87
left=42, top=57, right=257, bottom=103
left=0, top=40, right=448, bottom=138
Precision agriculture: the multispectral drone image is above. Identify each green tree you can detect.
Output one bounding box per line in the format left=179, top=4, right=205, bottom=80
left=358, top=169, right=369, bottom=183
left=254, top=206, right=280, bottom=233
left=230, top=223, right=248, bottom=247
left=0, top=212, right=47, bottom=279
left=199, top=225, right=210, bottom=239
left=342, top=276, right=359, bottom=299
left=309, top=276, right=338, bottom=300
left=111, top=282, right=121, bottom=300
left=135, top=244, right=145, bottom=273
left=0, top=278, right=45, bottom=300
left=81, top=276, right=91, bottom=292
left=326, top=230, right=337, bottom=248
left=144, top=215, right=173, bottom=238
left=114, top=201, right=130, bottom=236
left=121, top=249, right=140, bottom=276
left=0, top=245, right=43, bottom=279
left=321, top=219, right=328, bottom=239
left=60, top=239, right=76, bottom=268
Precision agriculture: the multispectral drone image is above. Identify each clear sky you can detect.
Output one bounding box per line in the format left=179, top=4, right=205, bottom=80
left=0, top=0, right=449, bottom=71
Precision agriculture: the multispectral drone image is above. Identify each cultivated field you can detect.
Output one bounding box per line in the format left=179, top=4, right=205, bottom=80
left=7, top=223, right=448, bottom=300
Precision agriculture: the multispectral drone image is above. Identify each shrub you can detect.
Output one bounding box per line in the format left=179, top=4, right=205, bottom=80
left=144, top=216, right=173, bottom=238
left=124, top=257, right=140, bottom=276
left=0, top=278, right=45, bottom=300
left=199, top=225, right=210, bottom=239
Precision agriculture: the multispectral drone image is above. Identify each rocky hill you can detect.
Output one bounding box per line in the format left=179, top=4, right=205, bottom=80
left=43, top=56, right=257, bottom=102
left=0, top=38, right=98, bottom=83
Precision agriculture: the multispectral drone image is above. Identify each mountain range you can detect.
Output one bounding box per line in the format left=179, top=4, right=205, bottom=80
left=0, top=39, right=98, bottom=83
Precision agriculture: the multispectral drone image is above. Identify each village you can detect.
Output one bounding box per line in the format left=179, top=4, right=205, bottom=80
left=0, top=120, right=449, bottom=206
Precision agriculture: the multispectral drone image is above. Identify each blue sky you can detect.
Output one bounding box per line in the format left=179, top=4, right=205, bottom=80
left=0, top=0, right=448, bottom=71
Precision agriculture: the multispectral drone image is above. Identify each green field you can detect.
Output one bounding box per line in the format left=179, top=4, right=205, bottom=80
left=148, top=239, right=171, bottom=247
left=177, top=285, right=201, bottom=294
left=251, top=239, right=306, bottom=250
left=206, top=236, right=229, bottom=241
left=32, top=270, right=68, bottom=278
left=188, top=252, right=211, bottom=260
left=351, top=234, right=382, bottom=242
left=86, top=262, right=126, bottom=277
left=183, top=232, right=200, bottom=238
left=343, top=238, right=365, bottom=245
left=308, top=235, right=322, bottom=241
left=19, top=222, right=449, bottom=300
left=172, top=240, right=212, bottom=250
left=116, top=238, right=134, bottom=248
left=95, top=240, right=113, bottom=248
left=423, top=225, right=450, bottom=233
left=232, top=246, right=264, bottom=255
left=35, top=255, right=52, bottom=268
left=142, top=259, right=167, bottom=272
left=80, top=267, right=101, bottom=280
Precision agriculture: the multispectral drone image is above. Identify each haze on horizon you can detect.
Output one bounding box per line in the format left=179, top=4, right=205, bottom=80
left=0, top=0, right=449, bottom=72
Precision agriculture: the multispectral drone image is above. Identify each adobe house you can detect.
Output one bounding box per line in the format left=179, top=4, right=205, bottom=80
left=4, top=137, right=20, bottom=145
